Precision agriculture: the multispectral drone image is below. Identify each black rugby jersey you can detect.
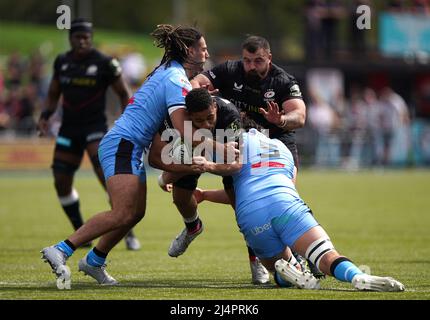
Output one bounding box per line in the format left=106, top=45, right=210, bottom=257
left=202, top=60, right=302, bottom=141
left=53, top=49, right=121, bottom=127
left=158, top=96, right=241, bottom=142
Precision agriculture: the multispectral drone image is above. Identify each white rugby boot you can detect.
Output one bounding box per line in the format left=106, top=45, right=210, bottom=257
left=168, top=222, right=204, bottom=257
left=250, top=257, right=270, bottom=285
left=275, top=258, right=321, bottom=289
left=352, top=274, right=405, bottom=292
left=124, top=232, right=141, bottom=251
left=78, top=255, right=118, bottom=286
left=40, top=246, right=71, bottom=290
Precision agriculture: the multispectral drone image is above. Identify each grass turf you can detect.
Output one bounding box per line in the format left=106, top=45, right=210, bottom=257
left=0, top=169, right=429, bottom=300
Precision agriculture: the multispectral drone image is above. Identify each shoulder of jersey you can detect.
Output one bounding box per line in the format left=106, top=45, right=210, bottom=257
left=270, top=63, right=295, bottom=82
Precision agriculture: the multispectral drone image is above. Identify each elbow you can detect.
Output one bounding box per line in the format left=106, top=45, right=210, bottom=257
left=297, top=114, right=306, bottom=128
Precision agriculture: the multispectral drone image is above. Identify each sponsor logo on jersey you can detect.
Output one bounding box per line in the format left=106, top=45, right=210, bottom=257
left=233, top=82, right=243, bottom=92
left=86, top=64, right=98, bottom=76
left=61, top=64, right=68, bottom=71
left=209, top=70, right=216, bottom=79
left=290, top=84, right=302, bottom=97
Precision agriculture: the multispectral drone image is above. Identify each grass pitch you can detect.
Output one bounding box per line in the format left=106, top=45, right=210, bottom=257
left=0, top=169, right=429, bottom=300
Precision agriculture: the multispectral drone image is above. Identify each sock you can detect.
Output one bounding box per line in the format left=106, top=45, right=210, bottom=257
left=274, top=271, right=294, bottom=288
left=184, top=212, right=201, bottom=234
left=59, top=189, right=84, bottom=230
left=55, top=240, right=75, bottom=258
left=287, top=254, right=301, bottom=270
left=86, top=247, right=108, bottom=267
left=247, top=246, right=257, bottom=262
left=331, top=257, right=363, bottom=282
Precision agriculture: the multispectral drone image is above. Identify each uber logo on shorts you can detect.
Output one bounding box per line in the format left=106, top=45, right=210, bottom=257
left=252, top=222, right=272, bottom=235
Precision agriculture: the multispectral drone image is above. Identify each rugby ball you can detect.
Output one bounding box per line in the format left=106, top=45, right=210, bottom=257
left=171, top=138, right=193, bottom=164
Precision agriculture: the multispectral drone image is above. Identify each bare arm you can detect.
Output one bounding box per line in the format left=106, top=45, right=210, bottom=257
left=111, top=75, right=131, bottom=112
left=148, top=132, right=204, bottom=174
left=193, top=156, right=242, bottom=176
left=170, top=108, right=238, bottom=162
left=190, top=73, right=214, bottom=90
left=38, top=77, right=61, bottom=136
left=194, top=188, right=231, bottom=205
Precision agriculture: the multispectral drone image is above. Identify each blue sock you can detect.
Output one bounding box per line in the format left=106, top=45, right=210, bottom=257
left=55, top=241, right=74, bottom=258
left=274, top=272, right=294, bottom=288
left=332, top=258, right=363, bottom=282
left=86, top=248, right=106, bottom=267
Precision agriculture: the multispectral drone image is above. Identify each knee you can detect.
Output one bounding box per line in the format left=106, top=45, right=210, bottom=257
left=116, top=209, right=145, bottom=228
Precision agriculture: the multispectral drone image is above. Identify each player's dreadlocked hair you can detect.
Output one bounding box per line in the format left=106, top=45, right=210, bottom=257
left=147, top=24, right=203, bottom=78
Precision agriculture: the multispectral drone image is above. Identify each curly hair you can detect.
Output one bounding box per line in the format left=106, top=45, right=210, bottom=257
left=185, top=88, right=213, bottom=113
left=147, top=24, right=203, bottom=78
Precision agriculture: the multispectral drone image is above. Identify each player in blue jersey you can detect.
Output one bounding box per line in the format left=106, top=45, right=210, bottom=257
left=40, top=24, right=219, bottom=288
left=192, top=116, right=405, bottom=292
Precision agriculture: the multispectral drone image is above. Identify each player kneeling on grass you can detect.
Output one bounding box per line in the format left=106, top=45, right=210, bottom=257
left=190, top=117, right=405, bottom=291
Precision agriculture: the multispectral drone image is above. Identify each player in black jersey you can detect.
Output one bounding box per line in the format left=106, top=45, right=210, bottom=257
left=37, top=19, right=140, bottom=250
left=191, top=36, right=322, bottom=283
left=148, top=88, right=241, bottom=257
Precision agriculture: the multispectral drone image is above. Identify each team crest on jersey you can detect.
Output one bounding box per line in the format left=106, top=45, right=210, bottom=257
left=233, top=82, right=243, bottom=92
left=264, top=89, right=275, bottom=99
left=86, top=64, right=98, bottom=76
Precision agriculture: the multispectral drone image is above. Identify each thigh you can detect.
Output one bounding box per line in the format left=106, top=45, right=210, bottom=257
left=173, top=174, right=200, bottom=191
left=272, top=207, right=319, bottom=249
left=106, top=174, right=141, bottom=213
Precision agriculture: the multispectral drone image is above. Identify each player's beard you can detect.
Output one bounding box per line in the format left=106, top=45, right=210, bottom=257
left=244, top=70, right=261, bottom=84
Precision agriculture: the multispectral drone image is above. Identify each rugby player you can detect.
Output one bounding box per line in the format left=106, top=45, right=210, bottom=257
left=40, top=24, right=226, bottom=288
left=194, top=117, right=405, bottom=292
left=37, top=18, right=140, bottom=250
left=190, top=35, right=314, bottom=283
left=148, top=88, right=241, bottom=258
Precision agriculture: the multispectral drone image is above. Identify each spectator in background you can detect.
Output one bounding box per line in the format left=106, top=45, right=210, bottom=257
left=121, top=52, right=147, bottom=92
left=5, top=52, right=24, bottom=88
left=308, top=90, right=340, bottom=167
left=362, top=87, right=384, bottom=167
left=379, top=87, right=410, bottom=166
left=16, top=84, right=38, bottom=135
left=412, top=74, right=430, bottom=165
left=343, top=86, right=368, bottom=169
